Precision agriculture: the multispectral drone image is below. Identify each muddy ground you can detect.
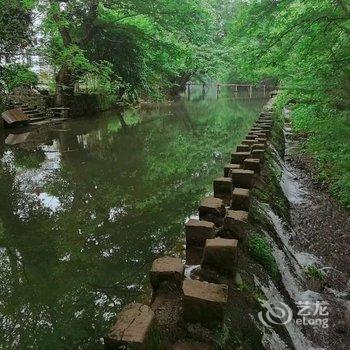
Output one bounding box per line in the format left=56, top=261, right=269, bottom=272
left=284, top=125, right=350, bottom=350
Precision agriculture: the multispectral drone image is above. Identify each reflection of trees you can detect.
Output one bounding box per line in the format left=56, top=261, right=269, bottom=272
left=0, top=98, right=265, bottom=349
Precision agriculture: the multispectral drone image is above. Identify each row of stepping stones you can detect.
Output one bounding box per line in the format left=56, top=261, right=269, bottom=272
left=104, top=109, right=274, bottom=349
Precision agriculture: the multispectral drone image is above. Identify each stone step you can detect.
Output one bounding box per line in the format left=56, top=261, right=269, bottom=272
left=243, top=158, right=261, bottom=174
left=199, top=197, right=226, bottom=226
left=182, top=279, right=228, bottom=329
left=231, top=169, right=254, bottom=189
left=185, top=219, right=215, bottom=247
left=213, top=176, right=232, bottom=204
left=231, top=151, right=251, bottom=164
left=105, top=303, right=155, bottom=349
left=202, top=237, right=238, bottom=276
left=231, top=188, right=250, bottom=212
left=223, top=210, right=249, bottom=241
left=224, top=163, right=241, bottom=177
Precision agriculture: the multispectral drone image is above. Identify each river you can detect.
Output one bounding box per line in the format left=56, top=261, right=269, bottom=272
left=0, top=90, right=267, bottom=349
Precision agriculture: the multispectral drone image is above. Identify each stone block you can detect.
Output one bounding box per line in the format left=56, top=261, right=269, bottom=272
left=242, top=139, right=256, bottom=147
left=185, top=219, right=215, bottom=247
left=257, top=136, right=268, bottom=144
left=231, top=151, right=251, bottom=164
left=231, top=188, right=250, bottom=211
left=231, top=169, right=254, bottom=189
left=224, top=163, right=241, bottom=177
left=223, top=210, right=249, bottom=241
left=183, top=279, right=228, bottom=329
left=105, top=303, right=155, bottom=349
left=202, top=238, right=238, bottom=276
left=236, top=144, right=250, bottom=152
left=252, top=143, right=266, bottom=151
left=150, top=257, right=184, bottom=291
left=199, top=197, right=226, bottom=226
left=251, top=149, right=265, bottom=161
left=213, top=177, right=232, bottom=204
left=243, top=158, right=261, bottom=174
left=245, top=135, right=258, bottom=140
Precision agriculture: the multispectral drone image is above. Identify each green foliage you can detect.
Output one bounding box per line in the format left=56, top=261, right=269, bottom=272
left=248, top=234, right=278, bottom=278
left=0, top=64, right=38, bottom=91
left=305, top=265, right=325, bottom=281
left=227, top=0, right=350, bottom=206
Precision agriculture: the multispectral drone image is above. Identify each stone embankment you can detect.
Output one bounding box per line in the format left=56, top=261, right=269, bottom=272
left=104, top=98, right=275, bottom=349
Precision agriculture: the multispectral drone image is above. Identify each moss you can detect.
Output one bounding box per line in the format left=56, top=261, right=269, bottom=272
left=248, top=234, right=278, bottom=279
left=305, top=265, right=325, bottom=281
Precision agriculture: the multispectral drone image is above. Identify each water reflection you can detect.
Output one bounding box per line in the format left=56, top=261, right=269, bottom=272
left=0, top=97, right=266, bottom=348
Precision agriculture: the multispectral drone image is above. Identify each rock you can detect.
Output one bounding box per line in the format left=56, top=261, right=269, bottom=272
left=150, top=256, right=184, bottom=291
left=199, top=197, right=226, bottom=226
left=231, top=169, right=254, bottom=189
left=213, top=177, right=233, bottom=204
left=105, top=303, right=155, bottom=349
left=231, top=152, right=251, bottom=164
left=223, top=210, right=249, bottom=241
left=185, top=219, right=215, bottom=247
left=236, top=144, right=251, bottom=152
left=231, top=188, right=250, bottom=211
left=183, top=279, right=228, bottom=329
left=243, top=158, right=261, bottom=174
left=202, top=237, right=238, bottom=276
left=224, top=163, right=241, bottom=177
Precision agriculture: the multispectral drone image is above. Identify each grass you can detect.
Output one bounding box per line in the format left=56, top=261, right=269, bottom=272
left=248, top=234, right=278, bottom=279
left=305, top=265, right=325, bottom=280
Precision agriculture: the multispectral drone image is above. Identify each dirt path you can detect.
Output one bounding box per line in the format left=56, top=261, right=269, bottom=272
left=284, top=123, right=350, bottom=349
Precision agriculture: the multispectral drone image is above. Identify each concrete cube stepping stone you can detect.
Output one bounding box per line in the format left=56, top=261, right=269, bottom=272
left=183, top=279, right=228, bottom=329
left=257, top=136, right=268, bottom=144
left=244, top=158, right=261, bottom=174
left=251, top=149, right=265, bottom=160
left=185, top=219, right=215, bottom=247
left=252, top=143, right=266, bottom=151
left=202, top=238, right=238, bottom=276
left=224, top=163, right=241, bottom=177
left=242, top=139, right=256, bottom=147
left=231, top=188, right=250, bottom=211
left=223, top=210, right=249, bottom=241
left=150, top=256, right=184, bottom=291
left=213, top=177, right=232, bottom=204
left=231, top=151, right=251, bottom=164
left=199, top=197, right=226, bottom=226
left=245, top=135, right=258, bottom=140
left=105, top=303, right=155, bottom=349
left=231, top=169, right=254, bottom=189
left=236, top=144, right=250, bottom=152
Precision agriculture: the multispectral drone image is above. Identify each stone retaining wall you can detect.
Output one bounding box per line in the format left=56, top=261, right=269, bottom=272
left=104, top=96, right=276, bottom=349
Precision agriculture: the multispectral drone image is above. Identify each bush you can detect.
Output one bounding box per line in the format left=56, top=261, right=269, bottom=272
left=0, top=64, right=38, bottom=91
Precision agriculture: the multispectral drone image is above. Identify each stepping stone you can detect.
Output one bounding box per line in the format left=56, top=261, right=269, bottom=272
left=251, top=149, right=265, bottom=160
left=173, top=340, right=212, bottom=350
left=150, top=257, right=184, bottom=291
left=257, top=136, right=268, bottom=144
left=183, top=279, right=228, bottom=329
left=245, top=135, right=258, bottom=140
left=185, top=219, right=215, bottom=247
left=213, top=177, right=232, bottom=204
left=199, top=197, right=226, bottom=226
left=105, top=303, right=155, bottom=349
left=242, top=139, right=256, bottom=147
left=236, top=144, right=250, bottom=152
left=244, top=158, right=261, bottom=174
left=252, top=143, right=266, bottom=151
left=231, top=188, right=250, bottom=211
left=231, top=169, right=254, bottom=189
left=223, top=210, right=249, bottom=241
left=202, top=238, right=238, bottom=276
left=231, top=151, right=251, bottom=164
left=224, top=163, right=241, bottom=177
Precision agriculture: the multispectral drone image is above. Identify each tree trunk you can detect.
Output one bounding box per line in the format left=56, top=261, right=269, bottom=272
left=55, top=66, right=74, bottom=107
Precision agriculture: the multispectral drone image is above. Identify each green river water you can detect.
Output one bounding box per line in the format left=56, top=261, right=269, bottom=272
left=0, top=91, right=266, bottom=349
